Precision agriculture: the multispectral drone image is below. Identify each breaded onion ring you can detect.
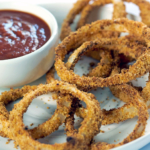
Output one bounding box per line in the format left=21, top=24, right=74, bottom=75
left=91, top=84, right=148, bottom=149
left=76, top=0, right=126, bottom=60
left=65, top=68, right=148, bottom=149
left=141, top=74, right=150, bottom=108
left=75, top=67, right=139, bottom=125
left=113, top=1, right=127, bottom=19
left=9, top=81, right=102, bottom=150
left=47, top=57, right=138, bottom=125
left=123, top=0, right=150, bottom=26
left=0, top=85, right=37, bottom=138
left=86, top=34, right=146, bottom=60
left=76, top=103, right=138, bottom=125
left=0, top=85, right=72, bottom=140
left=88, top=50, right=113, bottom=77
left=46, top=66, right=56, bottom=83
left=55, top=18, right=150, bottom=89
left=65, top=45, right=147, bottom=127
left=60, top=0, right=91, bottom=40
left=77, top=0, right=126, bottom=29
left=66, top=35, right=146, bottom=72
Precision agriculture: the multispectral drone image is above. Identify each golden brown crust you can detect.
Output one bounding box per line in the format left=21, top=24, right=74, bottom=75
left=76, top=0, right=126, bottom=60
left=55, top=19, right=150, bottom=90
left=141, top=74, right=150, bottom=108
left=91, top=84, right=148, bottom=150
left=60, top=0, right=91, bottom=40
left=0, top=85, right=37, bottom=138
left=0, top=85, right=72, bottom=141
left=123, top=0, right=150, bottom=26
left=9, top=81, right=102, bottom=150
left=88, top=50, right=113, bottom=77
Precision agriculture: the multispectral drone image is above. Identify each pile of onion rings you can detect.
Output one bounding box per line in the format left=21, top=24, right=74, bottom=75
left=1, top=0, right=150, bottom=150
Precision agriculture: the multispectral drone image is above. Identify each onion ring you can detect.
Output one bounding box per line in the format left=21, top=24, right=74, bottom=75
left=66, top=35, right=146, bottom=75
left=65, top=47, right=145, bottom=126
left=47, top=55, right=138, bottom=126
left=88, top=50, right=113, bottom=77
left=91, top=83, right=148, bottom=150
left=123, top=0, right=150, bottom=26
left=77, top=0, right=126, bottom=29
left=9, top=81, right=102, bottom=150
left=65, top=35, right=146, bottom=70
left=46, top=66, right=57, bottom=83
left=60, top=0, right=91, bottom=40
left=86, top=34, right=146, bottom=60
left=65, top=68, right=148, bottom=149
left=0, top=85, right=37, bottom=138
left=76, top=0, right=126, bottom=60
left=113, top=1, right=127, bottom=19
left=55, top=18, right=150, bottom=90
left=75, top=67, right=139, bottom=125
left=76, top=103, right=138, bottom=125
left=0, top=85, right=72, bottom=141
left=141, top=74, right=150, bottom=108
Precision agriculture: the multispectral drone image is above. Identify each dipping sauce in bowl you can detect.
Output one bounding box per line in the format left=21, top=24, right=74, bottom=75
left=0, top=10, right=51, bottom=60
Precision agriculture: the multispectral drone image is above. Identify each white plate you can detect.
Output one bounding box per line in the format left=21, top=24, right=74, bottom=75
left=0, top=1, right=150, bottom=150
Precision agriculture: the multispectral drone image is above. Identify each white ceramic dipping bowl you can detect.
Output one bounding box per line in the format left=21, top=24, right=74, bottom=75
left=0, top=2, right=59, bottom=88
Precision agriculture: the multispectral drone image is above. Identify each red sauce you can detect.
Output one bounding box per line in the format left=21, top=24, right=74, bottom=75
left=0, top=10, right=51, bottom=60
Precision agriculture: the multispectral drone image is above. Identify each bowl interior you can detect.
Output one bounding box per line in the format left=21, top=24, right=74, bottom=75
left=0, top=2, right=58, bottom=62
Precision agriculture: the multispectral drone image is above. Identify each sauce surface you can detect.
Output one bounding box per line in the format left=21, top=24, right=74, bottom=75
left=0, top=10, right=51, bottom=60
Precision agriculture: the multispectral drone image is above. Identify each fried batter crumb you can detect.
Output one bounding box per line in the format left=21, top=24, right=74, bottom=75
left=52, top=93, right=58, bottom=100
left=6, top=139, right=11, bottom=144
left=13, top=141, right=18, bottom=149
left=100, top=130, right=105, bottom=133
left=112, top=99, right=116, bottom=102
left=30, top=123, right=34, bottom=126
left=106, top=96, right=109, bottom=100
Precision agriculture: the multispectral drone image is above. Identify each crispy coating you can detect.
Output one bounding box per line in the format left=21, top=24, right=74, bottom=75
left=64, top=38, right=149, bottom=131
left=0, top=85, right=37, bottom=138
left=86, top=34, right=147, bottom=60
left=76, top=103, right=138, bottom=125
left=123, top=0, right=150, bottom=26
left=0, top=85, right=72, bottom=141
left=66, top=39, right=116, bottom=71
left=113, top=1, right=127, bottom=19
left=141, top=74, right=150, bottom=108
left=46, top=66, right=56, bottom=83
left=77, top=0, right=126, bottom=60
left=55, top=18, right=150, bottom=90
left=67, top=35, right=147, bottom=73
left=75, top=61, right=138, bottom=125
left=91, top=84, right=148, bottom=150
left=104, top=35, right=147, bottom=59
left=64, top=67, right=148, bottom=149
left=60, top=0, right=91, bottom=40
left=47, top=61, right=138, bottom=126
left=88, top=50, right=113, bottom=77
left=9, top=81, right=102, bottom=150
left=77, top=0, right=126, bottom=29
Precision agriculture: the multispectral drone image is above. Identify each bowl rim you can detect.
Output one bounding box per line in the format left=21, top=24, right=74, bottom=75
left=0, top=2, right=58, bottom=62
